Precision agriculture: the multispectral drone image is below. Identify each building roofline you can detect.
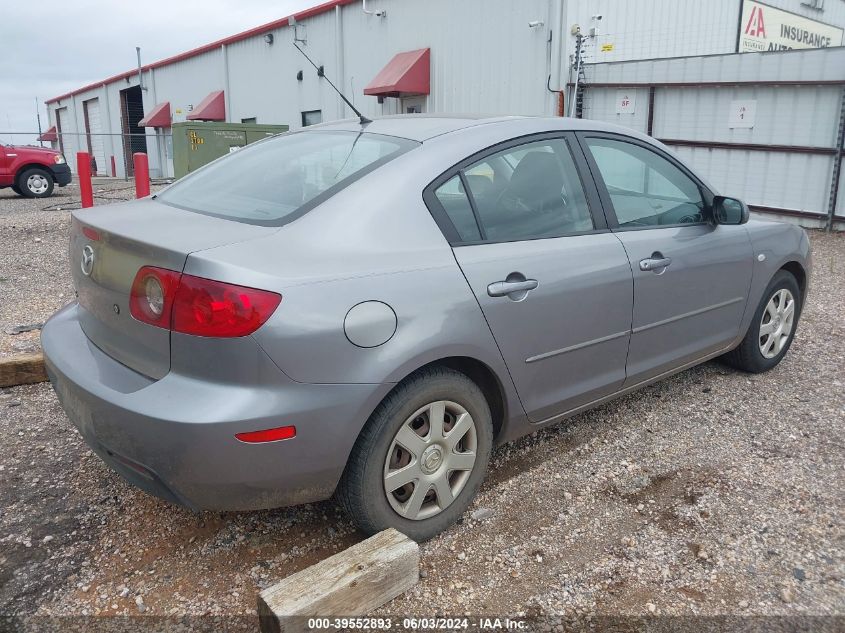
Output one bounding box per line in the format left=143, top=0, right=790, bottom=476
left=46, top=0, right=355, bottom=105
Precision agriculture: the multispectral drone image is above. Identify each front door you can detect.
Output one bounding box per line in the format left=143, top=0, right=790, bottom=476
left=578, top=133, right=754, bottom=385
left=426, top=134, right=633, bottom=422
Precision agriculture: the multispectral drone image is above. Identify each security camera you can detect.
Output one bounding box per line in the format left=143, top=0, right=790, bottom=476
left=592, top=14, right=603, bottom=20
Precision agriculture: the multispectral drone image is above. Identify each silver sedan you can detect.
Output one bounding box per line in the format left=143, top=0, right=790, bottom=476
left=42, top=116, right=811, bottom=540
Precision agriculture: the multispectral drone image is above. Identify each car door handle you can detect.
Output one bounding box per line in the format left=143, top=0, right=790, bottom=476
left=487, top=279, right=539, bottom=298
left=639, top=255, right=672, bottom=272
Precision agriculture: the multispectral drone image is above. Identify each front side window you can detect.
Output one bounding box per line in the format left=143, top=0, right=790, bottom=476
left=433, top=138, right=594, bottom=243
left=157, top=131, right=417, bottom=225
left=585, top=138, right=705, bottom=227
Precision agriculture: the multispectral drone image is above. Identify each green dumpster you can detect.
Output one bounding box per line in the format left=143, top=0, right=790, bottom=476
left=171, top=121, right=289, bottom=179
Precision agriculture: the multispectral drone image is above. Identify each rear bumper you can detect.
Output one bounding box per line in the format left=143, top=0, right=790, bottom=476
left=41, top=302, right=391, bottom=511
left=52, top=163, right=72, bottom=186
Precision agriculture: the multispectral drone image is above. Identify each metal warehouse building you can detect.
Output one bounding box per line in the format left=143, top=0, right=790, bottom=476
left=45, top=0, right=845, bottom=228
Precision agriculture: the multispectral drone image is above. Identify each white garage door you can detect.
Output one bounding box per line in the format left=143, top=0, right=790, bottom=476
left=84, top=98, right=107, bottom=176
left=56, top=107, right=77, bottom=162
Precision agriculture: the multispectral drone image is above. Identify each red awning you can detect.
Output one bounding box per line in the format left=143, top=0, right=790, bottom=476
left=364, top=48, right=430, bottom=98
left=186, top=90, right=226, bottom=121
left=38, top=126, right=58, bottom=142
left=138, top=102, right=171, bottom=128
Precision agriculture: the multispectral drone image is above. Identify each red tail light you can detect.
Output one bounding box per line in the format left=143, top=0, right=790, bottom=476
left=129, top=267, right=181, bottom=326
left=172, top=274, right=282, bottom=337
left=129, top=267, right=281, bottom=337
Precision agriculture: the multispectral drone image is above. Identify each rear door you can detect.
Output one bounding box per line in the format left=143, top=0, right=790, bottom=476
left=425, top=133, right=633, bottom=422
left=577, top=133, right=753, bottom=385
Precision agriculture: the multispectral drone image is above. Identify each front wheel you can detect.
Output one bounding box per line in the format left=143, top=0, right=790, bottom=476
left=17, top=167, right=55, bottom=198
left=721, top=270, right=802, bottom=373
left=338, top=367, right=493, bottom=541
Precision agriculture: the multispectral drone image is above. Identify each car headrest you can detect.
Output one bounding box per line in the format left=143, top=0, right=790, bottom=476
left=507, top=152, right=564, bottom=202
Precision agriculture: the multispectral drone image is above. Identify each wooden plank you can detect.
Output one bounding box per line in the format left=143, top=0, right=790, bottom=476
left=0, top=353, right=48, bottom=388
left=258, top=528, right=419, bottom=633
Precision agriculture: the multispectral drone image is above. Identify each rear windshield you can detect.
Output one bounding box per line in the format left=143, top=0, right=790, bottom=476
left=156, top=130, right=417, bottom=226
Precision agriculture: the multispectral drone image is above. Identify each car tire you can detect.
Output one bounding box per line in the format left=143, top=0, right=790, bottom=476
left=338, top=367, right=493, bottom=542
left=721, top=270, right=802, bottom=373
left=11, top=184, right=22, bottom=196
left=17, top=167, right=55, bottom=198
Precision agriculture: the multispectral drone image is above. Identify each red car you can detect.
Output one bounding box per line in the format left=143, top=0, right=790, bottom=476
left=0, top=143, right=72, bottom=198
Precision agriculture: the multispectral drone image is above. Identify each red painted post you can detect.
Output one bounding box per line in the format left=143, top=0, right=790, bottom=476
left=77, top=151, right=93, bottom=209
left=110, top=155, right=117, bottom=178
left=133, top=152, right=150, bottom=198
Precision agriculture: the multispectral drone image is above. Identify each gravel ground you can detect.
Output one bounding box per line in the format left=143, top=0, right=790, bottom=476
left=0, top=187, right=842, bottom=629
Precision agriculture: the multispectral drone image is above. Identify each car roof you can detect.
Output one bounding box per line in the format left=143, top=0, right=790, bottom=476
left=305, top=114, right=646, bottom=142
left=305, top=115, right=521, bottom=141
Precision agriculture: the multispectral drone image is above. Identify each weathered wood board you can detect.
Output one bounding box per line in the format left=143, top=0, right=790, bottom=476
left=258, top=528, right=419, bottom=633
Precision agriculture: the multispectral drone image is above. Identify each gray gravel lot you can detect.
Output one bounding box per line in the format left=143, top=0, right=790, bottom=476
left=0, top=185, right=842, bottom=627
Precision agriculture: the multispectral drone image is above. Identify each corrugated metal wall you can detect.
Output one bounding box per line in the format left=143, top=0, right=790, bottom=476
left=578, top=47, right=845, bottom=228
left=222, top=0, right=554, bottom=124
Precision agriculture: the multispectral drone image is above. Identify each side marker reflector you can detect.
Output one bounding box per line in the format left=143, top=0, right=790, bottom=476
left=235, top=425, right=297, bottom=444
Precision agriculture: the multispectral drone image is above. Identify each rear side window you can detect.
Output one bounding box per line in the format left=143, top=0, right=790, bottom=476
left=433, top=175, right=482, bottom=242
left=432, top=138, right=594, bottom=243
left=157, top=131, right=417, bottom=226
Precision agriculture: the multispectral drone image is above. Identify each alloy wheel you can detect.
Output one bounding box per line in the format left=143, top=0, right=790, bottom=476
left=759, top=288, right=795, bottom=359
left=383, top=400, right=477, bottom=521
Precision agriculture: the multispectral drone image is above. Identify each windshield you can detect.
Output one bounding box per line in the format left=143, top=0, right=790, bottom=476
left=156, top=130, right=418, bottom=226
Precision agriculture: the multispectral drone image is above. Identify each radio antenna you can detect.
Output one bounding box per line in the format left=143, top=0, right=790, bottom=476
left=293, top=42, right=371, bottom=125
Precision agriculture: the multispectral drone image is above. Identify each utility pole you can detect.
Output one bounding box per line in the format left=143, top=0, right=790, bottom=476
left=569, top=32, right=586, bottom=118
left=35, top=97, right=43, bottom=147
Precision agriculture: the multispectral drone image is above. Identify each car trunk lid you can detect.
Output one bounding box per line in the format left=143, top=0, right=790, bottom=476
left=70, top=198, right=274, bottom=379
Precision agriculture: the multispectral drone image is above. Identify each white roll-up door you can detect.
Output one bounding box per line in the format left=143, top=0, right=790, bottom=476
left=56, top=107, right=77, bottom=162
left=84, top=99, right=107, bottom=176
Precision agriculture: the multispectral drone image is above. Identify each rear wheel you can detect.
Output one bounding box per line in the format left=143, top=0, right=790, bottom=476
left=11, top=184, right=22, bottom=196
left=338, top=367, right=493, bottom=541
left=17, top=167, right=54, bottom=198
left=721, top=270, right=801, bottom=373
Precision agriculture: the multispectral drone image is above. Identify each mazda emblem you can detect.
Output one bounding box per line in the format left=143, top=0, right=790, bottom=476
left=81, top=245, right=95, bottom=276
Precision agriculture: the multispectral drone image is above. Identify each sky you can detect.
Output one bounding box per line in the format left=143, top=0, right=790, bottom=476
left=0, top=0, right=317, bottom=145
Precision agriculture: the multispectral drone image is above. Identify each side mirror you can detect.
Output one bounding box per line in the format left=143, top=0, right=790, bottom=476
left=712, top=196, right=750, bottom=225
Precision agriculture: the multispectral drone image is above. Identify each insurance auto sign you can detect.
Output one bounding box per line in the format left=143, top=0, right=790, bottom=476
left=738, top=0, right=844, bottom=52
